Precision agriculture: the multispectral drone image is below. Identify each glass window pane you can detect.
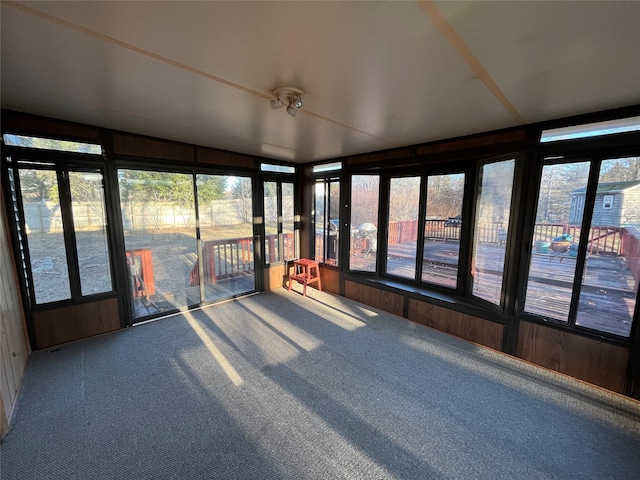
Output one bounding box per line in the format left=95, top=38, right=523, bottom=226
left=313, top=162, right=341, bottom=173
left=314, top=181, right=326, bottom=263
left=315, top=179, right=340, bottom=266
left=3, top=134, right=101, bottom=154
left=264, top=181, right=279, bottom=264
left=283, top=182, right=296, bottom=261
left=18, top=169, right=71, bottom=303
left=540, top=116, right=640, bottom=142
left=260, top=163, right=295, bottom=173
left=523, top=162, right=590, bottom=321
left=422, top=173, right=465, bottom=288
left=328, top=180, right=340, bottom=266
left=350, top=175, right=379, bottom=272
left=197, top=175, right=255, bottom=303
left=69, top=171, right=113, bottom=295
left=471, top=160, right=515, bottom=304
left=576, top=156, right=640, bottom=337
left=119, top=170, right=198, bottom=318
left=387, top=177, right=420, bottom=279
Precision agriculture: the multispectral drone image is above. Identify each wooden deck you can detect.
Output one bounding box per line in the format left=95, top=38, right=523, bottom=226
left=133, top=273, right=255, bottom=319
left=354, top=240, right=636, bottom=337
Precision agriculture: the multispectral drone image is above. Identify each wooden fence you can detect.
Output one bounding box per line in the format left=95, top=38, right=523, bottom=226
left=388, top=220, right=419, bottom=245
left=621, top=226, right=640, bottom=284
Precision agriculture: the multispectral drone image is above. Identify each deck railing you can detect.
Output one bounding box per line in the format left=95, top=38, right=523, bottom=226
left=190, top=233, right=295, bottom=285
left=189, top=221, right=629, bottom=285
left=532, top=223, right=622, bottom=255
left=190, top=237, right=254, bottom=285
left=424, top=220, right=461, bottom=241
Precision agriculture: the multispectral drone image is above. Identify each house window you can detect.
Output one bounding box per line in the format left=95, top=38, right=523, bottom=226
left=313, top=162, right=341, bottom=173
left=314, top=178, right=340, bottom=266
left=350, top=175, right=380, bottom=272
left=3, top=133, right=101, bottom=154
left=11, top=163, right=113, bottom=305
left=540, top=115, right=640, bottom=142
left=422, top=173, right=465, bottom=288
left=386, top=176, right=421, bottom=279
left=575, top=156, right=640, bottom=337
left=282, top=182, right=296, bottom=261
left=470, top=159, right=515, bottom=305
left=263, top=180, right=296, bottom=264
left=17, top=168, right=71, bottom=303
left=523, top=155, right=639, bottom=338
left=603, top=195, right=614, bottom=209
left=524, top=160, right=590, bottom=322
left=260, top=163, right=295, bottom=174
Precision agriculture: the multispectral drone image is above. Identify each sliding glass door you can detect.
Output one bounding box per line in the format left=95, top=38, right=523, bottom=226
left=196, top=175, right=255, bottom=303
left=118, top=170, right=257, bottom=320
left=118, top=170, right=198, bottom=318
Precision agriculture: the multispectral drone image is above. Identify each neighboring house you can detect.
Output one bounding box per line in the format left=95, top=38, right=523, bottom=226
left=569, top=180, right=640, bottom=227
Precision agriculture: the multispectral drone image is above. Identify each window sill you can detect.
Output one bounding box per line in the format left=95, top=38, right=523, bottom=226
left=344, top=274, right=509, bottom=325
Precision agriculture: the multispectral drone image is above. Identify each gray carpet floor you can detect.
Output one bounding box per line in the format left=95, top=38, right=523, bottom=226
left=2, top=287, right=640, bottom=479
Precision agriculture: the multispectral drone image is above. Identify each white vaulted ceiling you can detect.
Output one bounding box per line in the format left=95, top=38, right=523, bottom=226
left=2, top=1, right=639, bottom=163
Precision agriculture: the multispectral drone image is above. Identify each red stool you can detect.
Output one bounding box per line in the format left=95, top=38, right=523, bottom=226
left=288, top=259, right=322, bottom=296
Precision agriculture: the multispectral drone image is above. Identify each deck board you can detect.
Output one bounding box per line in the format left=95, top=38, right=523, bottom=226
left=355, top=240, right=636, bottom=337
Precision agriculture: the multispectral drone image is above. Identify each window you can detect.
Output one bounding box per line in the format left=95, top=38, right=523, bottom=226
left=11, top=164, right=113, bottom=305
left=263, top=180, right=297, bottom=264
left=264, top=181, right=279, bottom=264
left=387, top=176, right=420, bottom=279
left=315, top=178, right=340, bottom=266
left=3, top=134, right=101, bottom=154
left=540, top=116, right=640, bottom=142
left=524, top=161, right=590, bottom=322
left=575, top=157, right=640, bottom=337
left=282, top=182, right=296, bottom=261
left=523, top=156, right=639, bottom=338
left=18, top=169, right=71, bottom=303
left=471, top=160, right=515, bottom=305
left=350, top=175, right=379, bottom=272
left=69, top=171, right=112, bottom=296
left=313, top=162, right=342, bottom=173
left=422, top=173, right=465, bottom=288
left=260, top=163, right=295, bottom=174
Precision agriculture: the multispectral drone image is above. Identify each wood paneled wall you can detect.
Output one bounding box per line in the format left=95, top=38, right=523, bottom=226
left=516, top=321, right=629, bottom=394
left=407, top=298, right=505, bottom=350
left=2, top=111, right=101, bottom=142
left=416, top=129, right=526, bottom=155
left=32, top=298, right=121, bottom=349
left=319, top=266, right=340, bottom=294
left=112, top=133, right=195, bottom=162
left=344, top=281, right=404, bottom=317
left=347, top=148, right=414, bottom=166
left=197, top=148, right=254, bottom=168
left=0, top=186, right=30, bottom=438
left=265, top=264, right=287, bottom=291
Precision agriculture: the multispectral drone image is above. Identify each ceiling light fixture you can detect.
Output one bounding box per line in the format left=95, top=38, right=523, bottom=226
left=270, top=87, right=304, bottom=117
left=270, top=94, right=283, bottom=109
